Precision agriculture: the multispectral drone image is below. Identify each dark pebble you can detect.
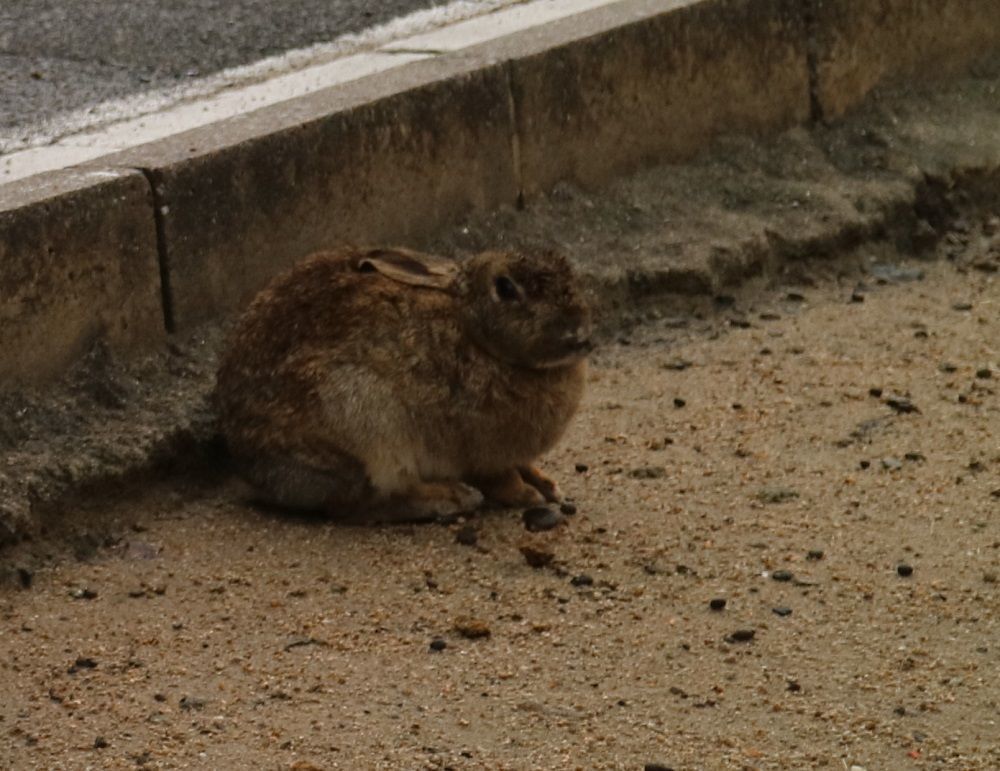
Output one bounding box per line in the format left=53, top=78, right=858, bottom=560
left=519, top=544, right=555, bottom=569
left=559, top=502, right=577, bottom=516
left=729, top=317, right=752, bottom=329
left=673, top=397, right=686, bottom=408
left=454, top=525, right=478, bottom=546
left=644, top=765, right=675, bottom=771
left=772, top=570, right=794, bottom=582
left=952, top=301, right=974, bottom=311
left=93, top=737, right=109, bottom=749
left=68, top=657, right=98, bottom=674
left=574, top=463, right=589, bottom=473
left=709, top=598, right=727, bottom=611
left=939, top=362, right=958, bottom=373
left=787, top=680, right=802, bottom=693
left=850, top=292, right=865, bottom=303
left=859, top=460, right=871, bottom=469
left=886, top=397, right=920, bottom=414
left=868, top=387, right=883, bottom=398
left=976, top=368, right=992, bottom=379
left=725, top=629, right=756, bottom=643
left=897, top=563, right=914, bottom=577
left=570, top=574, right=594, bottom=587
left=70, top=587, right=98, bottom=600
left=179, top=695, right=207, bottom=711
left=786, top=292, right=805, bottom=302
left=772, top=606, right=793, bottom=617
left=806, top=550, right=824, bottom=561
left=904, top=452, right=925, bottom=462
left=522, top=507, right=564, bottom=532
left=429, top=638, right=448, bottom=652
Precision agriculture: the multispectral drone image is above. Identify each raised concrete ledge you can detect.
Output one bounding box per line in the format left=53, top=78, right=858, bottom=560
left=3, top=0, right=1000, bottom=377
left=0, top=168, right=163, bottom=384
left=493, top=0, right=811, bottom=194
left=100, top=57, right=520, bottom=330
left=812, top=0, right=1000, bottom=120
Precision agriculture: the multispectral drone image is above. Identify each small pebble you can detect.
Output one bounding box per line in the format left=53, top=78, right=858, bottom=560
left=429, top=638, right=448, bottom=652
left=570, top=574, right=594, bottom=587
left=709, top=598, right=727, bottom=611
left=886, top=397, right=919, bottom=414
left=787, top=680, right=802, bottom=692
left=850, top=291, right=865, bottom=303
left=179, top=696, right=207, bottom=711
left=952, top=301, right=973, bottom=311
left=939, top=362, right=958, bottom=373
left=644, top=765, right=675, bottom=771
left=897, top=563, right=914, bottom=577
left=629, top=466, right=665, bottom=480
left=69, top=657, right=97, bottom=674
left=904, top=452, right=925, bottom=462
left=673, top=397, right=686, bottom=408
left=976, top=367, right=992, bottom=379
left=454, top=617, right=491, bottom=639
left=772, top=606, right=793, bottom=617
left=522, top=507, right=564, bottom=532
left=559, top=502, right=577, bottom=516
left=859, top=460, right=871, bottom=469
left=93, top=737, right=109, bottom=749
left=725, top=629, right=756, bottom=643
left=520, top=544, right=555, bottom=569
left=771, top=570, right=794, bottom=582
left=574, top=463, right=589, bottom=473
left=70, top=587, right=98, bottom=600
left=454, top=525, right=478, bottom=546
left=806, top=550, right=825, bottom=561
left=868, top=387, right=883, bottom=398
left=881, top=457, right=903, bottom=471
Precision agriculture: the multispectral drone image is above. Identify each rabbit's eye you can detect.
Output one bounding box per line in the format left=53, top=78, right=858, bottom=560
left=494, top=276, right=521, bottom=302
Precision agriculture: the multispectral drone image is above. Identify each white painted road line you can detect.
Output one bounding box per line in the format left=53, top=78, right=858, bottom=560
left=2, top=0, right=629, bottom=186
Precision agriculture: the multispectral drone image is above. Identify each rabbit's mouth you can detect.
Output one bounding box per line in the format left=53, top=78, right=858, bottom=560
left=534, top=336, right=594, bottom=369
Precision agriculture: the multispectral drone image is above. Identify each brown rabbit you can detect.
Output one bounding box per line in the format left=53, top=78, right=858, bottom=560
left=214, top=246, right=592, bottom=521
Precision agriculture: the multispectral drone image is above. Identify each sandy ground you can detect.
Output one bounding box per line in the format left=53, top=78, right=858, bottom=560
left=2, top=222, right=999, bottom=769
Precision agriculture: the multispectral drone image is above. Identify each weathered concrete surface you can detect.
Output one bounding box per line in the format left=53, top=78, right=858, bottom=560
left=811, top=0, right=1000, bottom=120
left=0, top=169, right=163, bottom=384
left=497, top=0, right=811, bottom=196
left=102, top=58, right=518, bottom=329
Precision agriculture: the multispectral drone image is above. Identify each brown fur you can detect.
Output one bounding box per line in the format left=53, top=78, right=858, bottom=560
left=214, top=247, right=592, bottom=520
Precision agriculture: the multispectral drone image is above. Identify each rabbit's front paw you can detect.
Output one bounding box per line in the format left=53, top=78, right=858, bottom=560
left=471, top=468, right=547, bottom=508
left=517, top=465, right=563, bottom=503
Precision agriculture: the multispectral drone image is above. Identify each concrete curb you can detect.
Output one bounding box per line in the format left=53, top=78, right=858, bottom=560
left=2, top=0, right=1000, bottom=383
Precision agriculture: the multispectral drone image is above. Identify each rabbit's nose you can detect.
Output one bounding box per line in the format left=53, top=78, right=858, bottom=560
left=563, top=328, right=594, bottom=353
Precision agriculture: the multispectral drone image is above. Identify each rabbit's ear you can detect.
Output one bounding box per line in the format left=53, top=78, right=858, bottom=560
left=356, top=248, right=457, bottom=290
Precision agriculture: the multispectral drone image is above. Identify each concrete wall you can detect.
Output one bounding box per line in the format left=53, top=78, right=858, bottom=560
left=0, top=169, right=163, bottom=384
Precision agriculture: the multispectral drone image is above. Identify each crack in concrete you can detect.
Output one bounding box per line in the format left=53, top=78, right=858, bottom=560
left=136, top=167, right=176, bottom=334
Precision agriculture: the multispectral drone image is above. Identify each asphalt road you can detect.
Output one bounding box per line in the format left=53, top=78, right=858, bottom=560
left=0, top=0, right=458, bottom=143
